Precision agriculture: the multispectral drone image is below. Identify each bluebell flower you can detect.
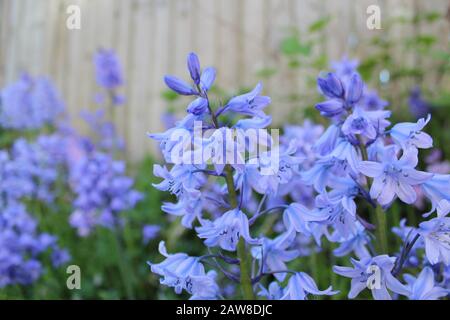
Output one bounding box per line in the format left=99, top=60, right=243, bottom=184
left=251, top=231, right=299, bottom=281
left=315, top=72, right=363, bottom=117
left=330, top=223, right=371, bottom=258
left=403, top=267, right=449, bottom=300
left=0, top=74, right=64, bottom=130
left=418, top=216, right=450, bottom=265
left=186, top=97, right=209, bottom=115
left=164, top=75, right=197, bottom=96
left=80, top=108, right=125, bottom=151
left=51, top=248, right=71, bottom=267
left=421, top=174, right=450, bottom=217
left=258, top=281, right=284, bottom=300
left=317, top=73, right=344, bottom=99
left=187, top=52, right=201, bottom=85
left=188, top=270, right=220, bottom=300
left=148, top=114, right=199, bottom=162
left=223, top=83, right=271, bottom=117
left=341, top=107, right=391, bottom=140
left=196, top=208, right=260, bottom=251
left=408, top=87, right=431, bottom=119
left=164, top=52, right=216, bottom=95
left=315, top=99, right=346, bottom=117
left=390, top=114, right=433, bottom=151
left=142, top=225, right=161, bottom=244
left=358, top=147, right=433, bottom=205
left=333, top=255, right=410, bottom=300
left=281, top=272, right=338, bottom=300
left=94, top=49, right=124, bottom=89
left=331, top=57, right=359, bottom=80
left=312, top=193, right=359, bottom=238
left=345, top=73, right=364, bottom=105
left=152, top=164, right=205, bottom=198
left=148, top=241, right=205, bottom=294
left=301, top=156, right=350, bottom=193
left=0, top=202, right=66, bottom=287
left=161, top=192, right=203, bottom=228
left=360, top=90, right=388, bottom=110
left=328, top=138, right=360, bottom=173
left=282, top=203, right=329, bottom=235
left=69, top=152, right=142, bottom=236
left=314, top=124, right=340, bottom=156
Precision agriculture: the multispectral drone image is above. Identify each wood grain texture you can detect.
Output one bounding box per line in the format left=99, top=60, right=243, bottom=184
left=0, top=0, right=448, bottom=161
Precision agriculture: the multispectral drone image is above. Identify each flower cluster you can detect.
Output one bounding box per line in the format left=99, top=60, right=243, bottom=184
left=149, top=53, right=450, bottom=300
left=69, top=151, right=143, bottom=236
left=0, top=74, right=64, bottom=130
left=94, top=49, right=125, bottom=105
left=149, top=52, right=338, bottom=300
left=0, top=202, right=69, bottom=287
left=0, top=141, right=70, bottom=287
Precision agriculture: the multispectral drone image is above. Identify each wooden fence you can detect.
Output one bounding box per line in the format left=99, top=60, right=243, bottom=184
left=0, top=0, right=449, bottom=161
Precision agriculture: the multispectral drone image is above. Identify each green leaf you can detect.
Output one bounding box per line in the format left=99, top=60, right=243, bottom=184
left=308, top=16, right=331, bottom=33
left=280, top=36, right=311, bottom=56
left=160, top=90, right=179, bottom=102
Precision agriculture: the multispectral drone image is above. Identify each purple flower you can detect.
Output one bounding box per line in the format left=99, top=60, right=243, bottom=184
left=333, top=255, right=410, bottom=300
left=149, top=241, right=205, bottom=294
left=164, top=52, right=216, bottom=96
left=280, top=272, right=338, bottom=300
left=0, top=74, right=64, bottom=130
left=358, top=147, right=433, bottom=205
left=69, top=152, right=142, bottom=236
left=317, top=73, right=344, bottom=99
left=187, top=52, right=201, bottom=85
left=0, top=202, right=67, bottom=287
left=196, top=208, right=260, bottom=251
left=390, top=114, right=433, bottom=151
left=186, top=97, right=209, bottom=115
left=418, top=217, right=450, bottom=265
left=330, top=224, right=371, bottom=258
left=409, top=87, right=431, bottom=119
left=224, top=83, right=271, bottom=117
left=142, top=225, right=161, bottom=244
left=164, top=75, right=197, bottom=96
left=251, top=231, right=299, bottom=281
left=404, top=267, right=449, bottom=300
left=94, top=49, right=124, bottom=89
left=331, top=57, right=359, bottom=79
left=315, top=72, right=364, bottom=117
left=341, top=107, right=391, bottom=140
left=421, top=174, right=450, bottom=217
left=360, top=90, right=388, bottom=110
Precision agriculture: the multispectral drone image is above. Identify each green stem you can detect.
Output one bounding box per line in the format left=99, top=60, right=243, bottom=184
left=375, top=205, right=388, bottom=253
left=224, top=165, right=254, bottom=300
left=359, top=137, right=388, bottom=254
left=113, top=227, right=135, bottom=299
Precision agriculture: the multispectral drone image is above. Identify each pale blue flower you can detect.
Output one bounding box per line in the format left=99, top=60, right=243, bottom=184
left=333, top=255, right=410, bottom=300
left=281, top=272, right=338, bottom=300
left=404, top=267, right=449, bottom=300
left=251, top=231, right=299, bottom=281
left=418, top=217, right=450, bottom=265
left=421, top=174, right=450, bottom=217
left=196, top=208, right=259, bottom=251
left=359, top=147, right=433, bottom=205
left=224, top=83, right=271, bottom=117
left=391, top=114, right=433, bottom=150
left=148, top=241, right=205, bottom=294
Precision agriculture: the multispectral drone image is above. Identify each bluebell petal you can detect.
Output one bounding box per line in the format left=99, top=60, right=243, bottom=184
left=164, top=75, right=195, bottom=95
